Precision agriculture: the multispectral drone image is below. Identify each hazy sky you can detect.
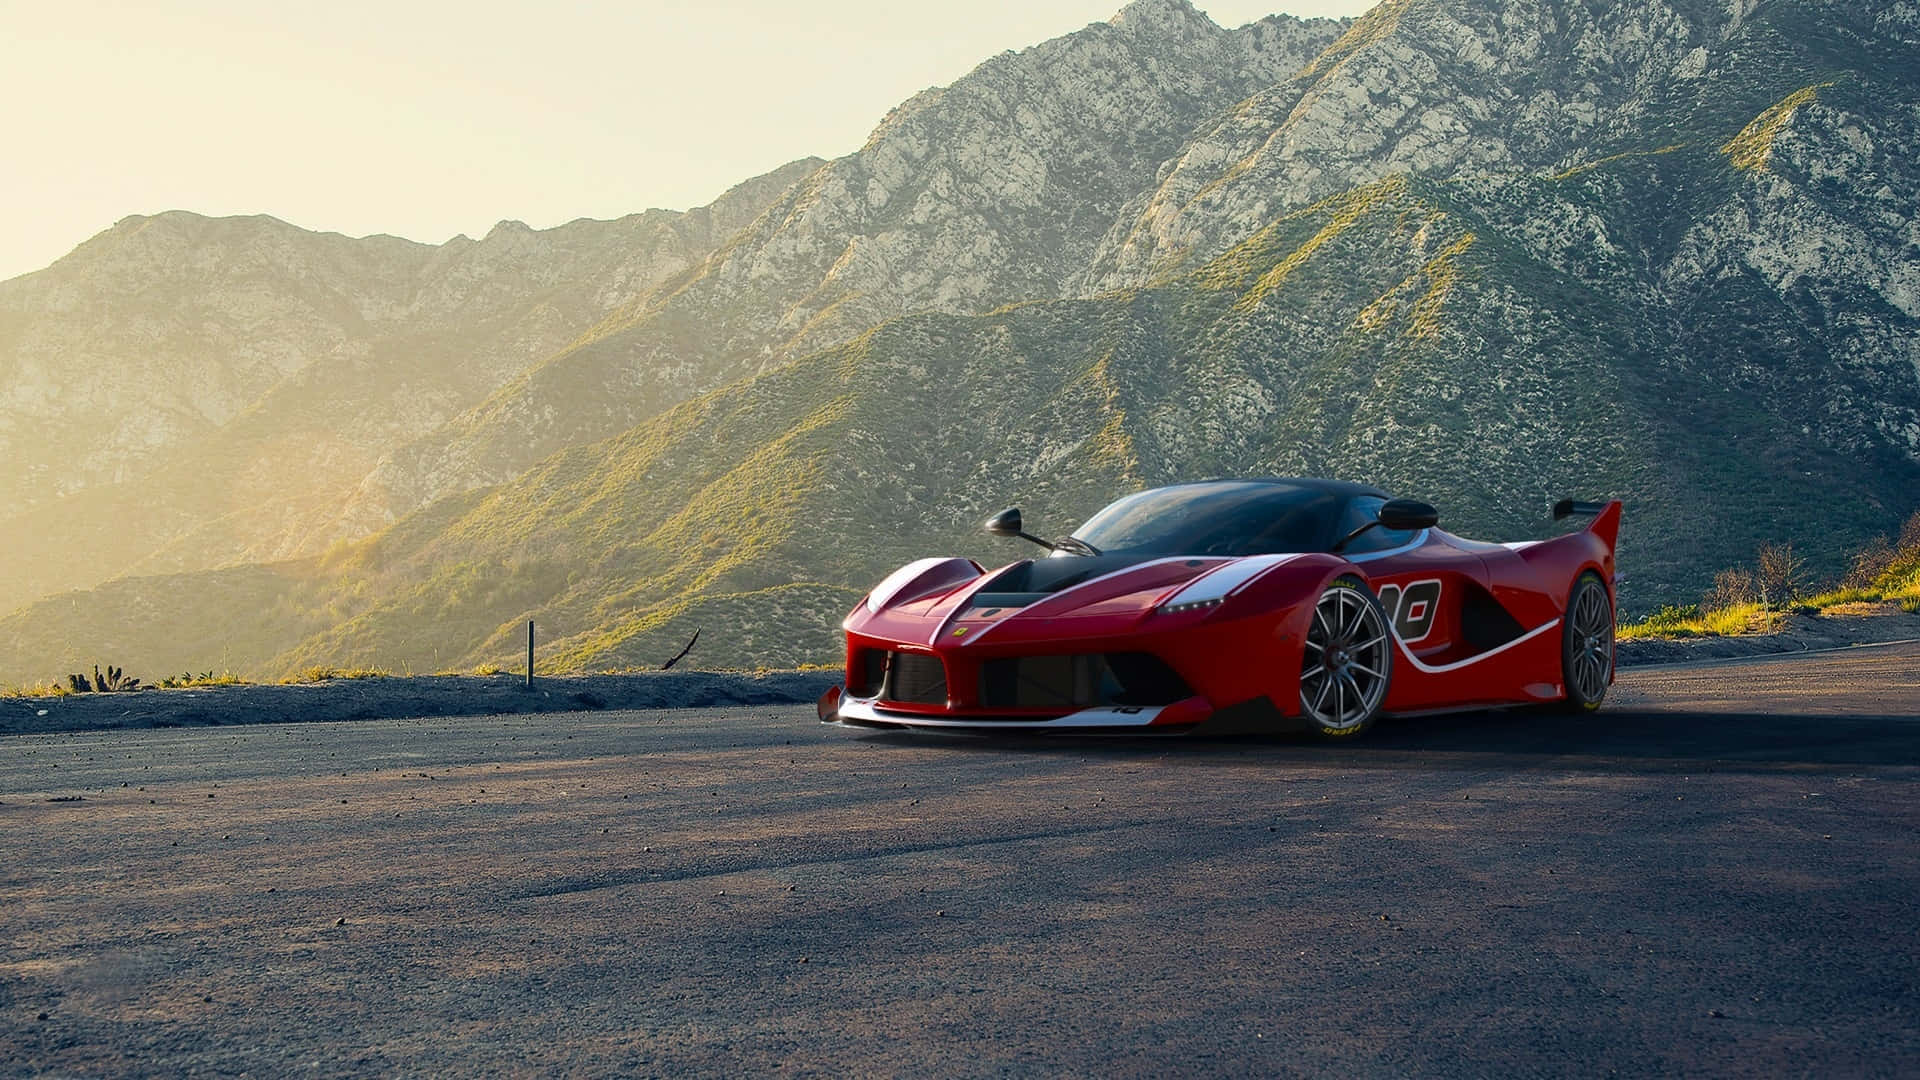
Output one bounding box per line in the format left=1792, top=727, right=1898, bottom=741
left=1, top=0, right=1371, bottom=282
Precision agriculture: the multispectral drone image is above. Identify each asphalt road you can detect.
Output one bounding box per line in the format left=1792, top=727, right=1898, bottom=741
left=3, top=644, right=1916, bottom=1077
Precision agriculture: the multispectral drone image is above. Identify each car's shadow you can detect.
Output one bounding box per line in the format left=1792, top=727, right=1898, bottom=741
left=849, top=705, right=1920, bottom=772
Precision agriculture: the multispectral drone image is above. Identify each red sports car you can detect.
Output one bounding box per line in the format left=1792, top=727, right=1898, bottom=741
left=817, top=478, right=1620, bottom=738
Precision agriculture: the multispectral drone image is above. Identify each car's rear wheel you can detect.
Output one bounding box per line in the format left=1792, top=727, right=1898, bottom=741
left=1300, top=575, right=1393, bottom=737
left=1559, top=571, right=1613, bottom=712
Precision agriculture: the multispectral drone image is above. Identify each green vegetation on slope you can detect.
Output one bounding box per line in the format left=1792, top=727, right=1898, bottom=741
left=1621, top=513, right=1920, bottom=639
left=0, top=176, right=1728, bottom=678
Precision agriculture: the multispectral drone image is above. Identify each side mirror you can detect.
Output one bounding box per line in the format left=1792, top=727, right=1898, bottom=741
left=1379, top=498, right=1438, bottom=531
left=985, top=507, right=1023, bottom=537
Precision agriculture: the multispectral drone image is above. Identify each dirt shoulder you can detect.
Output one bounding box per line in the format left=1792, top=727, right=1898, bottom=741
left=1617, top=604, right=1920, bottom=666
left=0, top=670, right=838, bottom=737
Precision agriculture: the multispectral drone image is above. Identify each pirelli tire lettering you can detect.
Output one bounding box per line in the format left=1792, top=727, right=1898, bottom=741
left=1373, top=579, right=1442, bottom=643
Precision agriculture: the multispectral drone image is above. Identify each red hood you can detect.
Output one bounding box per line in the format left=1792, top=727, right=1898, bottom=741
left=860, top=555, right=1237, bottom=648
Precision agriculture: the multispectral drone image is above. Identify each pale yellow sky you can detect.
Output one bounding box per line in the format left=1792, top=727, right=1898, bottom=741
left=0, top=0, right=1370, bottom=282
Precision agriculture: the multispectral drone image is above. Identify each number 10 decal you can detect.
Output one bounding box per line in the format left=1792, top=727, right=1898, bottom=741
left=1374, top=579, right=1442, bottom=643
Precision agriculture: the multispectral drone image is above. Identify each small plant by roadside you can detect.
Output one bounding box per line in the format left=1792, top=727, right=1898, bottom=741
left=155, top=671, right=248, bottom=689
left=280, top=666, right=392, bottom=684
left=1619, top=604, right=1697, bottom=639
left=65, top=665, right=143, bottom=693
left=1, top=680, right=74, bottom=698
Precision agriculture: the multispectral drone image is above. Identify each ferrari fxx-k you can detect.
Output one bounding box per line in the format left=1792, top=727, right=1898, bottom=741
left=818, top=478, right=1620, bottom=738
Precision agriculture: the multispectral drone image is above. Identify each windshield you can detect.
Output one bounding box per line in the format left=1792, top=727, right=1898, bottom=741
left=1069, top=482, right=1338, bottom=557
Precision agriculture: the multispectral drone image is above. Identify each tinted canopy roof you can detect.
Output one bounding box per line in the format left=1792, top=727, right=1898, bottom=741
left=1069, top=479, right=1388, bottom=558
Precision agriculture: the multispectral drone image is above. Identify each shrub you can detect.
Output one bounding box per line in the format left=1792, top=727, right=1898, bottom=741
left=1643, top=603, right=1701, bottom=631
left=281, top=666, right=391, bottom=684
left=155, top=671, right=247, bottom=689
left=1701, top=601, right=1783, bottom=636
left=1619, top=603, right=1701, bottom=640
left=1703, top=567, right=1756, bottom=612
left=1899, top=511, right=1920, bottom=554
left=1804, top=585, right=1877, bottom=608
left=1843, top=536, right=1897, bottom=589
left=1754, top=541, right=1806, bottom=610
left=1878, top=514, right=1920, bottom=591
left=65, top=664, right=142, bottom=693
left=1, top=681, right=72, bottom=698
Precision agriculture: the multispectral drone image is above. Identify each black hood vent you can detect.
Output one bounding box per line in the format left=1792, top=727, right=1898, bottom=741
left=969, top=554, right=1162, bottom=609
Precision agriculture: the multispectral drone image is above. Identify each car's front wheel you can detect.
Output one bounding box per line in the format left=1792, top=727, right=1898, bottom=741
left=1299, top=575, right=1393, bottom=737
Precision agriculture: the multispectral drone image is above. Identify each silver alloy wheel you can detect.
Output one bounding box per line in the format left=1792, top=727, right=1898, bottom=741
left=1568, top=577, right=1614, bottom=704
left=1300, top=581, right=1392, bottom=733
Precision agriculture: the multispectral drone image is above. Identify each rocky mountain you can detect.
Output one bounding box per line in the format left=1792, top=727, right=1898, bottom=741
left=0, top=158, right=823, bottom=613
left=1, top=0, right=1916, bottom=683
left=330, top=3, right=1348, bottom=536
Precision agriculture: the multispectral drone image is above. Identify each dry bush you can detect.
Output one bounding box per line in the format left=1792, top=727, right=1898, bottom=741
left=1842, top=536, right=1897, bottom=589
left=1898, top=511, right=1920, bottom=555
left=1754, top=541, right=1806, bottom=609
left=1703, top=567, right=1756, bottom=612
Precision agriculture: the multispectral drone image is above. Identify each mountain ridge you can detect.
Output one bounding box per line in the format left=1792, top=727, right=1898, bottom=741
left=0, top=156, right=825, bottom=613
left=323, top=5, right=1350, bottom=540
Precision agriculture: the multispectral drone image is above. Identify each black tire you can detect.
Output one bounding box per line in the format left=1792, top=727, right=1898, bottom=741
left=1299, top=575, right=1394, bottom=738
left=1559, top=571, right=1613, bottom=712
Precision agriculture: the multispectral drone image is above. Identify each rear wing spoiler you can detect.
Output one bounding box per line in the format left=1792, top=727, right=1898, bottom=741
left=1552, top=497, right=1622, bottom=551
left=1553, top=499, right=1608, bottom=520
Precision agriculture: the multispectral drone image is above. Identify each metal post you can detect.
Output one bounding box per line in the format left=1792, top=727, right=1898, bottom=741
left=526, top=620, right=535, bottom=689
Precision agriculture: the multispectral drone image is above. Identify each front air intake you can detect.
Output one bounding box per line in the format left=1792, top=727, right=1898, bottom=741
left=848, top=649, right=885, bottom=697
left=883, top=652, right=948, bottom=705
left=977, top=652, right=1191, bottom=709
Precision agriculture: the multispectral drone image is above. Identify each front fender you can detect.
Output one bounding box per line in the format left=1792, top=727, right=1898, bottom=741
left=849, top=557, right=984, bottom=624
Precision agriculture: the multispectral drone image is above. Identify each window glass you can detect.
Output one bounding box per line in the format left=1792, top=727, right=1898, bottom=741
left=1070, top=482, right=1339, bottom=557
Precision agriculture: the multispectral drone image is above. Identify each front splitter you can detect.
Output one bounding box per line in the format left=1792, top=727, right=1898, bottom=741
left=825, top=695, right=1210, bottom=734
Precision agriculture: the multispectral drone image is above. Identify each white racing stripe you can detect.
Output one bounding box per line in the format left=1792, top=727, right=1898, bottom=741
left=1159, top=553, right=1304, bottom=609
left=1391, top=618, right=1561, bottom=674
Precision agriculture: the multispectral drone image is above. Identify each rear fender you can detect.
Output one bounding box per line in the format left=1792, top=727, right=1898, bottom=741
left=1503, top=506, right=1621, bottom=624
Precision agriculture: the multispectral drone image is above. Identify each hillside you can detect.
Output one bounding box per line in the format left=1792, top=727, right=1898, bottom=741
left=1, top=0, right=1916, bottom=682
left=7, top=163, right=1915, bottom=681
left=0, top=158, right=824, bottom=613
left=328, top=3, right=1348, bottom=535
